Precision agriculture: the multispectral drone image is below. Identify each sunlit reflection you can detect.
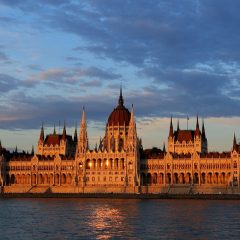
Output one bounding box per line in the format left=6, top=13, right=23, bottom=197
left=88, top=206, right=125, bottom=239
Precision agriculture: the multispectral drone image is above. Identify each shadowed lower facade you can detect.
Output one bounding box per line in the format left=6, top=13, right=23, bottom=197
left=1, top=90, right=240, bottom=194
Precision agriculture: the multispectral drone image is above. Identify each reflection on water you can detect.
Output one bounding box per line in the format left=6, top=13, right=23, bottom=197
left=89, top=206, right=124, bottom=239
left=0, top=198, right=240, bottom=239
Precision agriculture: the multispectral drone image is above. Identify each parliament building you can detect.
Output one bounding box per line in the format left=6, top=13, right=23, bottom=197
left=0, top=90, right=240, bottom=194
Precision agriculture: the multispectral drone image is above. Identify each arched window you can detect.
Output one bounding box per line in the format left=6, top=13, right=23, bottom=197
left=118, top=138, right=124, bottom=151
left=128, top=162, right=133, bottom=170
left=234, top=161, right=237, bottom=168
left=110, top=136, right=115, bottom=151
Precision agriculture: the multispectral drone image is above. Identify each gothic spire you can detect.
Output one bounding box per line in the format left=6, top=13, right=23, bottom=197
left=118, top=86, right=124, bottom=106
left=39, top=123, right=44, bottom=142
left=53, top=124, right=56, bottom=135
left=81, top=106, right=86, bottom=127
left=233, top=132, right=237, bottom=151
left=62, top=121, right=66, bottom=140
left=98, top=137, right=103, bottom=151
left=163, top=142, right=166, bottom=153
left=31, top=145, right=34, bottom=155
left=177, top=119, right=180, bottom=131
left=127, top=104, right=137, bottom=151
left=15, top=145, right=18, bottom=153
left=202, top=119, right=206, bottom=139
left=195, top=115, right=200, bottom=137
left=129, top=104, right=135, bottom=126
left=74, top=124, right=78, bottom=142
left=76, top=107, right=88, bottom=157
left=169, top=116, right=174, bottom=137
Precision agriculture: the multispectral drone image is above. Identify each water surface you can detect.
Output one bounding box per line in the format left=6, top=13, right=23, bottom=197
left=0, top=198, right=240, bottom=239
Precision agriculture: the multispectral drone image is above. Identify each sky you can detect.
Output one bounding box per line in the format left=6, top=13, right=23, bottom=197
left=0, top=0, right=240, bottom=152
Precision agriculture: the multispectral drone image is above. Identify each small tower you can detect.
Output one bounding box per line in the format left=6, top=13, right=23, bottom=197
left=163, top=142, right=166, bottom=153
left=74, top=125, right=78, bottom=143
left=233, top=133, right=237, bottom=151
left=194, top=115, right=202, bottom=152
left=126, top=104, right=139, bottom=186
left=202, top=119, right=206, bottom=139
left=31, top=145, right=34, bottom=155
left=127, top=105, right=137, bottom=153
left=37, top=123, right=44, bottom=155
left=53, top=124, right=56, bottom=135
left=98, top=137, right=103, bottom=151
left=62, top=121, right=66, bottom=141
left=201, top=119, right=208, bottom=153
left=76, top=107, right=88, bottom=158
left=195, top=115, right=200, bottom=137
left=38, top=123, right=44, bottom=144
left=168, top=116, right=174, bottom=153
left=15, top=145, right=18, bottom=153
left=169, top=116, right=174, bottom=138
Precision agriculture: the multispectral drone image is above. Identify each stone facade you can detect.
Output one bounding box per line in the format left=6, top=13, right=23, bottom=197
left=0, top=91, right=240, bottom=194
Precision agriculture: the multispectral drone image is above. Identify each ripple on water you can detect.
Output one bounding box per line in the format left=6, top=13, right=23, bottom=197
left=1, top=199, right=240, bottom=239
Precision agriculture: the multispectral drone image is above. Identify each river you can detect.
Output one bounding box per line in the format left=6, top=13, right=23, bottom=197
left=0, top=198, right=240, bottom=239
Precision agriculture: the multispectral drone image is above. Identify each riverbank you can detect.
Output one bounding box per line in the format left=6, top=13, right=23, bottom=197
left=1, top=192, right=240, bottom=200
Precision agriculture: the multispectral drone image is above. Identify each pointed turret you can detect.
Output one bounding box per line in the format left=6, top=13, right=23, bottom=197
left=31, top=145, right=34, bottom=155
left=129, top=104, right=135, bottom=126
left=62, top=121, right=66, bottom=140
left=163, top=142, right=166, bottom=153
left=76, top=107, right=88, bottom=157
left=195, top=115, right=200, bottom=137
left=169, top=116, right=174, bottom=138
left=118, top=86, right=124, bottom=106
left=15, top=145, right=18, bottom=153
left=53, top=124, right=56, bottom=135
left=81, top=107, right=86, bottom=127
left=74, top=124, right=78, bottom=142
left=39, top=123, right=44, bottom=142
left=233, top=133, right=237, bottom=151
left=0, top=140, right=2, bottom=150
left=127, top=104, right=137, bottom=152
left=98, top=137, right=103, bottom=151
left=177, top=119, right=180, bottom=131
left=202, top=119, right=206, bottom=139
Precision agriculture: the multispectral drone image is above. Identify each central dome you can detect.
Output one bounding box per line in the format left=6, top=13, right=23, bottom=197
left=107, top=89, right=131, bottom=126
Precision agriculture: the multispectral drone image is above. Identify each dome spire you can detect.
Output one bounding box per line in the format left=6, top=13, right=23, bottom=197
left=118, top=86, right=124, bottom=106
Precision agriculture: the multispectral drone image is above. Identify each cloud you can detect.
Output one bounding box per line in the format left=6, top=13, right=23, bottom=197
left=23, top=66, right=121, bottom=87
left=1, top=0, right=240, bottom=134
left=0, top=48, right=12, bottom=64
left=0, top=51, right=8, bottom=61
left=0, top=74, right=20, bottom=93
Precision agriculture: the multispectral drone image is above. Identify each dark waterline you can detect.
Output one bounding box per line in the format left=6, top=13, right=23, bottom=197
left=0, top=198, right=240, bottom=239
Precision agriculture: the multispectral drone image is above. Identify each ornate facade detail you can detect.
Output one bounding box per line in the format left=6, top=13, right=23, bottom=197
left=168, top=116, right=208, bottom=154
left=0, top=90, right=240, bottom=194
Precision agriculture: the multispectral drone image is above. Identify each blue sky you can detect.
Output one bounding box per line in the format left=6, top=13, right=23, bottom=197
left=0, top=0, right=240, bottom=152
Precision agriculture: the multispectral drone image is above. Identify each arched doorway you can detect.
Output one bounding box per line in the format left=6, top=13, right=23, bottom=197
left=193, top=173, right=199, bottom=184
left=166, top=173, right=171, bottom=184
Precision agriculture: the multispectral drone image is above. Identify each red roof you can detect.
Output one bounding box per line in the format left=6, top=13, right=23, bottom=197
left=44, top=134, right=73, bottom=146
left=175, top=130, right=195, bottom=142
left=108, top=105, right=131, bottom=126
